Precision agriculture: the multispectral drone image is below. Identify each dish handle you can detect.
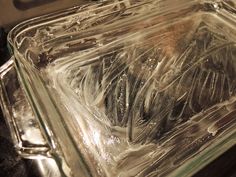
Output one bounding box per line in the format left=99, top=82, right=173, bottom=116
left=0, top=58, right=51, bottom=158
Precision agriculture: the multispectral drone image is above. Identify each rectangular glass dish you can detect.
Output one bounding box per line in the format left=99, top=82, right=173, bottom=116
left=6, top=0, right=236, bottom=177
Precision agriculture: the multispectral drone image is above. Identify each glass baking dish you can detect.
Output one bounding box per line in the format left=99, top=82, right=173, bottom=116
left=4, top=0, right=236, bottom=177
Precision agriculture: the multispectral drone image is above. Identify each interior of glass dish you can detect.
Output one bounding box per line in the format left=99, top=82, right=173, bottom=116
left=47, top=13, right=236, bottom=177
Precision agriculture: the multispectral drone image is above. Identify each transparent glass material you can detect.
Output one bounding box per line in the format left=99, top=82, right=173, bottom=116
left=0, top=59, right=49, bottom=156
left=0, top=59, right=61, bottom=177
left=7, top=0, right=236, bottom=177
